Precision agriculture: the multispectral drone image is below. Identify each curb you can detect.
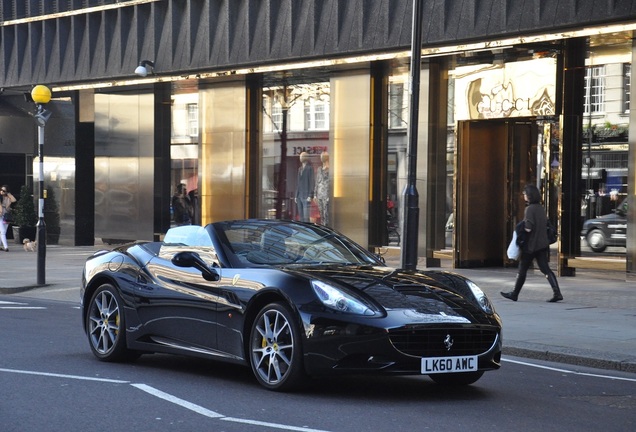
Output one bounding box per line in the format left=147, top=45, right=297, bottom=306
left=503, top=343, right=636, bottom=374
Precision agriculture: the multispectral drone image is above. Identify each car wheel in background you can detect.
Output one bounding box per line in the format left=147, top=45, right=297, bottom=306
left=586, top=229, right=607, bottom=253
left=249, top=302, right=305, bottom=391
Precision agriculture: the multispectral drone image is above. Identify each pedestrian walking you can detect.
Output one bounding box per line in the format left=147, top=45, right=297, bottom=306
left=0, top=185, right=16, bottom=251
left=501, top=184, right=564, bottom=303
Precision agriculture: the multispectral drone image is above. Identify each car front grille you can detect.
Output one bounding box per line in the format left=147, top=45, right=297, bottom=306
left=388, top=326, right=498, bottom=357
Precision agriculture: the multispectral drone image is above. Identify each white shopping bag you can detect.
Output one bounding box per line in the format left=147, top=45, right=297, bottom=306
left=507, top=231, right=520, bottom=260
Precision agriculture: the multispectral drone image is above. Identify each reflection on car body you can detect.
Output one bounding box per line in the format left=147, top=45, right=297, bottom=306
left=581, top=198, right=627, bottom=252
left=80, top=219, right=502, bottom=391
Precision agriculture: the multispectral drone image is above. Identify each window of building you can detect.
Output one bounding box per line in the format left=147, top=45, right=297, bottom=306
left=271, top=102, right=283, bottom=132
left=389, top=82, right=408, bottom=129
left=187, top=103, right=199, bottom=137
left=623, top=63, right=631, bottom=113
left=584, top=65, right=606, bottom=114
left=304, top=98, right=328, bottom=130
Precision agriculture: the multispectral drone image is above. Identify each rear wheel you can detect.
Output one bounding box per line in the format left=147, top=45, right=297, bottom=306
left=586, top=229, right=607, bottom=253
left=429, top=371, right=484, bottom=386
left=86, top=284, right=134, bottom=362
left=249, top=302, right=305, bottom=391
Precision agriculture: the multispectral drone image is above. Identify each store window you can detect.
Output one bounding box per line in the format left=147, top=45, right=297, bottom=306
left=386, top=65, right=410, bottom=247
left=260, top=79, right=330, bottom=223
left=171, top=92, right=199, bottom=225
left=581, top=34, right=631, bottom=254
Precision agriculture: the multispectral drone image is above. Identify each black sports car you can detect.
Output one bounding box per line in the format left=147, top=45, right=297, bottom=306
left=81, top=219, right=502, bottom=391
left=581, top=198, right=627, bottom=252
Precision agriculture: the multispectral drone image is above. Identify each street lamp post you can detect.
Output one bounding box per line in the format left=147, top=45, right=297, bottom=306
left=31, top=85, right=52, bottom=286
left=401, top=0, right=423, bottom=270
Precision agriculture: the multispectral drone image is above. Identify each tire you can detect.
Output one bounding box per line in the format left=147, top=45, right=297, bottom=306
left=428, top=371, right=484, bottom=386
left=86, top=284, right=133, bottom=362
left=249, top=302, right=305, bottom=391
left=586, top=229, right=607, bottom=253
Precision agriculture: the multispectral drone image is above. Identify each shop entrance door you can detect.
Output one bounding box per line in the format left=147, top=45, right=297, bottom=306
left=454, top=120, right=535, bottom=267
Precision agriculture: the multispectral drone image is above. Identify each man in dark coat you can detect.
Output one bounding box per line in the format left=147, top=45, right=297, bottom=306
left=172, top=183, right=193, bottom=226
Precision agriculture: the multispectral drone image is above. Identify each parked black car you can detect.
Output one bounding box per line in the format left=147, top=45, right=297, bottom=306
left=81, top=220, right=502, bottom=391
left=581, top=198, right=627, bottom=253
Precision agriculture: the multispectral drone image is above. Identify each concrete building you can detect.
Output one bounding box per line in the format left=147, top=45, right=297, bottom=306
left=0, top=0, right=634, bottom=278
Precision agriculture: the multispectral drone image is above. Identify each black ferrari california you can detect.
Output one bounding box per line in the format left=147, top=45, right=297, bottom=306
left=81, top=219, right=502, bottom=391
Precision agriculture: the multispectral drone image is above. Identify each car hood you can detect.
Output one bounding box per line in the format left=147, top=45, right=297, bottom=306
left=584, top=212, right=626, bottom=226
left=284, top=265, right=492, bottom=323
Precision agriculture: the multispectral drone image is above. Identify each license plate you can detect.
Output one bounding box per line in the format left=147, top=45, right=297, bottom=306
left=421, top=355, right=478, bottom=374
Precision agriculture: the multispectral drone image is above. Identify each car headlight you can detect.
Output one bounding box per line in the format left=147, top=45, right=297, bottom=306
left=466, top=280, right=495, bottom=314
left=311, top=280, right=377, bottom=316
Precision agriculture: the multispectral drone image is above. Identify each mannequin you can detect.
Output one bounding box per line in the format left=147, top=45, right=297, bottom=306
left=295, top=152, right=314, bottom=222
left=314, top=152, right=330, bottom=225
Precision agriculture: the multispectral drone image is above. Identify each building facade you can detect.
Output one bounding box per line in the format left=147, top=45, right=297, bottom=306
left=0, top=0, right=635, bottom=277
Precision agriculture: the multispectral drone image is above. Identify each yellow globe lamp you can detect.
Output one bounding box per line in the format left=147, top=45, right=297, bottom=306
left=31, top=85, right=52, bottom=104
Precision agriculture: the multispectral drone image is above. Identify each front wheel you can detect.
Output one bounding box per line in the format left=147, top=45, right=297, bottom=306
left=249, top=302, right=305, bottom=391
left=428, top=371, right=484, bottom=386
left=586, top=229, right=607, bottom=253
left=86, top=284, right=133, bottom=362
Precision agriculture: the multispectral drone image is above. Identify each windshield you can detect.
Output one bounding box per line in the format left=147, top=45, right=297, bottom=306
left=213, top=220, right=383, bottom=268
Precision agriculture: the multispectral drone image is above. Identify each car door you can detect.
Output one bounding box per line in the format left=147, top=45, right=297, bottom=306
left=610, top=199, right=628, bottom=246
left=135, top=244, right=223, bottom=351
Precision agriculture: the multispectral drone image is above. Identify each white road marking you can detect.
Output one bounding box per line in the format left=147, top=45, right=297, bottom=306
left=0, top=368, right=129, bottom=383
left=5, top=359, right=633, bottom=430
left=502, top=357, right=636, bottom=382
left=0, top=300, right=46, bottom=309
left=221, top=416, right=332, bottom=432
left=133, top=384, right=332, bottom=431
left=0, top=368, right=332, bottom=431
left=132, top=384, right=224, bottom=418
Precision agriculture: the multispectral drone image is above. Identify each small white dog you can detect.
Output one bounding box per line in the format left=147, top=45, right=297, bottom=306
left=23, top=238, right=37, bottom=252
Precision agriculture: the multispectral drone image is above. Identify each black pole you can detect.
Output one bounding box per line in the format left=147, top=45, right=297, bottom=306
left=36, top=105, right=46, bottom=285
left=401, top=0, right=423, bottom=270
left=276, top=104, right=288, bottom=219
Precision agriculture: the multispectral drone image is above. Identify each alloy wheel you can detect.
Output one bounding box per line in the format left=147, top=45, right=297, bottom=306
left=87, top=285, right=125, bottom=360
left=250, top=303, right=303, bottom=390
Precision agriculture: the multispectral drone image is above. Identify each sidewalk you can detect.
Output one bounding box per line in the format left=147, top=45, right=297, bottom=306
left=2, top=244, right=635, bottom=374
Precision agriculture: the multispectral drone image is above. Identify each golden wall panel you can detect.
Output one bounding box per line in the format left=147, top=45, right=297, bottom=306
left=331, top=72, right=371, bottom=246
left=200, top=82, right=247, bottom=224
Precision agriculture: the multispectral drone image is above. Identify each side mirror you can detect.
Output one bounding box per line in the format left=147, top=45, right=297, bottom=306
left=172, top=251, right=220, bottom=282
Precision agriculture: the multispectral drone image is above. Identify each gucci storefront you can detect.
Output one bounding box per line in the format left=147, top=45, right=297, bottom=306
left=0, top=1, right=634, bottom=278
